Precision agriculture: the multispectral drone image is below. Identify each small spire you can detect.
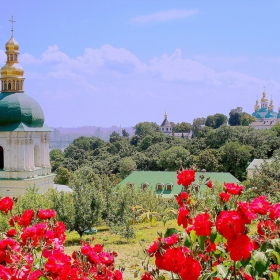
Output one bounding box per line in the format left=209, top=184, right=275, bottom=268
left=9, top=16, right=15, bottom=37
left=164, top=110, right=167, bottom=120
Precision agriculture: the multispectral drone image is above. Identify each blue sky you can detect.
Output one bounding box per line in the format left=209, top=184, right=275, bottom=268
left=0, top=1, right=280, bottom=127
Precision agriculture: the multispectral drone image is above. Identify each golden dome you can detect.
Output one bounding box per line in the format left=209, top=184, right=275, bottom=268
left=254, top=99, right=260, bottom=111
left=261, top=91, right=268, bottom=102
left=5, top=37, right=19, bottom=51
left=1, top=64, right=24, bottom=77
left=1, top=34, right=24, bottom=93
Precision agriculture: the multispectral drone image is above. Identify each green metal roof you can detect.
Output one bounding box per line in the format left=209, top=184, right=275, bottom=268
left=118, top=171, right=240, bottom=199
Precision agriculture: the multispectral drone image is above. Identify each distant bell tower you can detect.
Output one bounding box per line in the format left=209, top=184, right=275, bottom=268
left=160, top=111, right=172, bottom=135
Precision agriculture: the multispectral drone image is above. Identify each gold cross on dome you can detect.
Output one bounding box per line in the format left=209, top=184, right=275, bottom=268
left=9, top=16, right=15, bottom=36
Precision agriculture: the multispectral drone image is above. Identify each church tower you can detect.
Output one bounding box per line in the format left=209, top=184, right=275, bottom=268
left=0, top=18, right=55, bottom=196
left=160, top=111, right=172, bottom=135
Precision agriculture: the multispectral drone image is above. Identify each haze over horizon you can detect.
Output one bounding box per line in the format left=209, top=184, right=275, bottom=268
left=0, top=1, right=279, bottom=128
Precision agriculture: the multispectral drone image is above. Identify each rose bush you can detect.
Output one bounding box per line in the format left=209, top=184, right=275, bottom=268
left=0, top=196, right=123, bottom=280
left=141, top=170, right=280, bottom=280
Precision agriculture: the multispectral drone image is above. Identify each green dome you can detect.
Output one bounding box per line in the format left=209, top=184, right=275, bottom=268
left=0, top=92, right=44, bottom=127
left=265, top=112, right=275, bottom=119
left=252, top=112, right=261, bottom=118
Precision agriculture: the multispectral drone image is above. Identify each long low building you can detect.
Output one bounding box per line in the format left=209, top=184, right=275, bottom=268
left=118, top=171, right=240, bottom=199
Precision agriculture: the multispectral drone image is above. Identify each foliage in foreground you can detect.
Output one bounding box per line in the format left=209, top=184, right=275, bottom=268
left=0, top=197, right=123, bottom=279
left=140, top=170, right=280, bottom=280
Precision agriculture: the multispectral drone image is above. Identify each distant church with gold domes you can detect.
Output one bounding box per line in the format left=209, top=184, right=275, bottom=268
left=250, top=89, right=280, bottom=130
left=0, top=18, right=55, bottom=196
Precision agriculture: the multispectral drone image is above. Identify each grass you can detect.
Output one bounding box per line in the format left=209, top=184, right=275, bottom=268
left=65, top=219, right=181, bottom=279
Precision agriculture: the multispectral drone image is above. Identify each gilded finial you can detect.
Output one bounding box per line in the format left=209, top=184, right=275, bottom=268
left=9, top=16, right=15, bottom=37
left=254, top=99, right=260, bottom=112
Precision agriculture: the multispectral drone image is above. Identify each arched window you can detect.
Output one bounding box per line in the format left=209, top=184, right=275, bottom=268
left=20, top=81, right=23, bottom=90
left=156, top=183, right=164, bottom=191
left=34, top=145, right=40, bottom=167
left=4, top=81, right=7, bottom=91
left=16, top=81, right=19, bottom=90
left=8, top=82, right=11, bottom=90
left=165, top=183, right=173, bottom=191
left=141, top=182, right=149, bottom=190
left=10, top=54, right=13, bottom=61
left=14, top=54, right=17, bottom=61
left=0, top=146, right=4, bottom=169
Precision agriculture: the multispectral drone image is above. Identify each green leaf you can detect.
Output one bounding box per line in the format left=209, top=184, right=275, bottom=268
left=252, top=251, right=270, bottom=276
left=198, top=235, right=207, bottom=250
left=271, top=250, right=280, bottom=265
left=164, top=228, right=178, bottom=238
left=190, top=230, right=197, bottom=242
left=271, top=239, right=280, bottom=253
left=272, top=272, right=280, bottom=280
left=184, top=234, right=191, bottom=247
left=210, top=226, right=217, bottom=243
left=217, top=264, right=228, bottom=278
left=214, top=233, right=222, bottom=244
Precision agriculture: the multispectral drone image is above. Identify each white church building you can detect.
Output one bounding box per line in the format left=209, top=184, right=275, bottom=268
left=0, top=24, right=55, bottom=196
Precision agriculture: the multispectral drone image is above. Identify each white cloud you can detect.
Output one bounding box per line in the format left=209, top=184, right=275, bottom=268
left=3, top=43, right=279, bottom=127
left=131, top=9, right=198, bottom=24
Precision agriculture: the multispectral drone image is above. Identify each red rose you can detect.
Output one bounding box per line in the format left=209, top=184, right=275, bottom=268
left=175, top=192, right=190, bottom=206
left=226, top=234, right=253, bottom=261
left=237, top=201, right=257, bottom=224
left=141, top=272, right=153, bottom=280
left=219, top=192, right=231, bottom=202
left=180, top=256, right=202, bottom=280
left=177, top=170, right=195, bottom=187
left=147, top=241, right=158, bottom=256
left=216, top=210, right=245, bottom=240
left=18, top=209, right=34, bottom=227
left=37, top=209, right=56, bottom=220
left=6, top=228, right=16, bottom=237
left=257, top=220, right=277, bottom=238
left=155, top=247, right=185, bottom=274
left=269, top=203, right=280, bottom=220
left=206, top=180, right=213, bottom=189
left=177, top=207, right=190, bottom=228
left=162, top=234, right=179, bottom=247
left=0, top=197, right=13, bottom=214
left=193, top=213, right=213, bottom=236
left=224, top=183, right=244, bottom=195
left=250, top=196, right=270, bottom=215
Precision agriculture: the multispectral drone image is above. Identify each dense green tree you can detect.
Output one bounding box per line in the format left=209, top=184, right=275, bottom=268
left=219, top=141, right=253, bottom=180
left=172, top=122, right=192, bottom=133
left=109, top=131, right=122, bottom=143
left=119, top=157, right=136, bottom=178
left=134, top=122, right=160, bottom=137
left=228, top=107, right=243, bottom=126
left=270, top=123, right=280, bottom=137
left=138, top=135, right=153, bottom=151
left=192, top=117, right=206, bottom=137
left=122, top=129, right=130, bottom=138
left=193, top=149, right=222, bottom=172
left=159, top=146, right=191, bottom=170
left=205, top=115, right=215, bottom=128
left=69, top=167, right=103, bottom=238
left=50, top=149, right=64, bottom=161
left=245, top=156, right=280, bottom=201
left=54, top=167, right=72, bottom=185
left=240, top=113, right=256, bottom=126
